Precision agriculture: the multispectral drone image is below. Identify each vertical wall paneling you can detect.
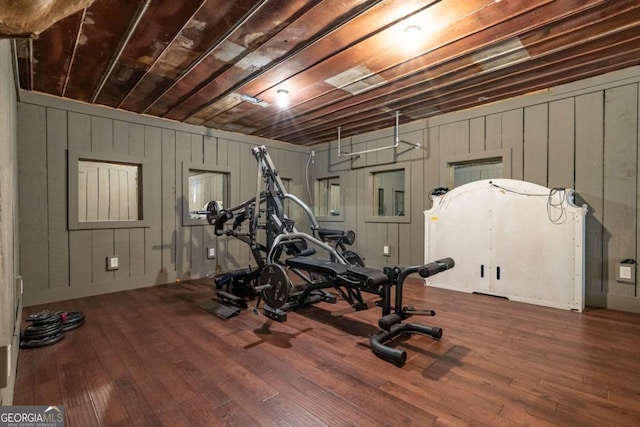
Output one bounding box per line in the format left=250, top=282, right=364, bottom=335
left=145, top=126, right=162, bottom=281
left=160, top=129, right=176, bottom=282
left=175, top=132, right=191, bottom=278
left=114, top=229, right=130, bottom=281
left=469, top=117, right=485, bottom=153
left=603, top=85, right=638, bottom=297
left=454, top=121, right=470, bottom=155
left=69, top=231, right=92, bottom=287
left=113, top=120, right=129, bottom=154
left=225, top=141, right=242, bottom=269
left=502, top=109, right=524, bottom=180
left=46, top=108, right=69, bottom=289
left=129, top=124, right=144, bottom=157
left=438, top=123, right=457, bottom=186
left=67, top=112, right=90, bottom=151
left=92, top=229, right=114, bottom=283
left=216, top=139, right=229, bottom=271
left=425, top=127, right=440, bottom=200
left=575, top=91, right=605, bottom=293
left=189, top=133, right=204, bottom=275
left=18, top=104, right=49, bottom=291
left=485, top=114, right=502, bottom=151
left=202, top=135, right=217, bottom=274
left=548, top=98, right=575, bottom=188
left=523, top=104, right=549, bottom=186
left=91, top=116, right=113, bottom=154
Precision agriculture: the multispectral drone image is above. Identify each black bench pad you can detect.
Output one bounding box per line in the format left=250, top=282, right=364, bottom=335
left=285, top=257, right=388, bottom=287
left=286, top=257, right=348, bottom=276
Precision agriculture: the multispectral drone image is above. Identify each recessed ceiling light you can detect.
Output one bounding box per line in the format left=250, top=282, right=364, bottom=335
left=403, top=25, right=422, bottom=51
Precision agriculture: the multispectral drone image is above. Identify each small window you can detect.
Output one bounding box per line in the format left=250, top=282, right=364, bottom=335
left=372, top=169, right=405, bottom=217
left=315, top=177, right=342, bottom=218
left=188, top=170, right=229, bottom=220
left=78, top=160, right=141, bottom=222
left=68, top=151, right=149, bottom=230
left=449, top=158, right=503, bottom=188
left=182, top=163, right=231, bottom=226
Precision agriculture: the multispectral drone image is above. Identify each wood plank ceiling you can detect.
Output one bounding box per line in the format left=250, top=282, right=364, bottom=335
left=13, top=0, right=640, bottom=146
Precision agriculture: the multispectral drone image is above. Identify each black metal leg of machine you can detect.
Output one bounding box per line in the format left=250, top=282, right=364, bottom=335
left=369, top=258, right=454, bottom=367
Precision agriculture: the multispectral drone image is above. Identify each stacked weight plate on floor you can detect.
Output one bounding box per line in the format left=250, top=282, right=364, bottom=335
left=20, top=310, right=85, bottom=348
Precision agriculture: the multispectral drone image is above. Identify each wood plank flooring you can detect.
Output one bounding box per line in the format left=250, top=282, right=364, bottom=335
left=13, top=278, right=640, bottom=426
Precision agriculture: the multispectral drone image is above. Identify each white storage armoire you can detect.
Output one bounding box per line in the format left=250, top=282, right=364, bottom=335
left=424, top=179, right=587, bottom=311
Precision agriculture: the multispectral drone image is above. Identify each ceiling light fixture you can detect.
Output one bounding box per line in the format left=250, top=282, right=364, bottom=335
left=403, top=25, right=422, bottom=51
left=276, top=89, right=289, bottom=108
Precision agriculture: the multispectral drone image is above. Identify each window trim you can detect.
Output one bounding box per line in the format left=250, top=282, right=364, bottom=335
left=182, top=162, right=232, bottom=226
left=366, top=165, right=411, bottom=224
left=68, top=150, right=150, bottom=230
left=314, top=174, right=345, bottom=222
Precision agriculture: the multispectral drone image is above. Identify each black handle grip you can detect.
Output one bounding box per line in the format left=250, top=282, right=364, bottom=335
left=316, top=228, right=355, bottom=245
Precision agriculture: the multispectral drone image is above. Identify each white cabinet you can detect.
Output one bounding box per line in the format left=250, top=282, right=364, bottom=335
left=424, top=179, right=587, bottom=311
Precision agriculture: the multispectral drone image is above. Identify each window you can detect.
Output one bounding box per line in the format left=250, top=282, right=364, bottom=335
left=188, top=170, right=229, bottom=220
left=183, top=163, right=231, bottom=226
left=372, top=169, right=405, bottom=217
left=366, top=166, right=410, bottom=223
left=68, top=151, right=149, bottom=230
left=442, top=149, right=511, bottom=190
left=315, top=176, right=342, bottom=219
left=449, top=158, right=502, bottom=188
left=78, top=160, right=141, bottom=222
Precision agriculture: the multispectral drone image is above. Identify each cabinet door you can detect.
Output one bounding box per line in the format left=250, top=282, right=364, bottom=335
left=488, top=182, right=579, bottom=308
left=425, top=184, right=490, bottom=293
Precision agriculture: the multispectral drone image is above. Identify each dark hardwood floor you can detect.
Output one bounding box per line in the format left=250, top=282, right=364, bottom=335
left=13, top=278, right=640, bottom=426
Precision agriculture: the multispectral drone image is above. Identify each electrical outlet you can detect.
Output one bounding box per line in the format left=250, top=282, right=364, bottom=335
left=383, top=245, right=390, bottom=256
left=207, top=247, right=216, bottom=259
left=107, top=256, right=119, bottom=271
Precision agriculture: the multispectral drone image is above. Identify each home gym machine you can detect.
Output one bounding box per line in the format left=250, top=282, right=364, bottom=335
left=198, top=146, right=454, bottom=366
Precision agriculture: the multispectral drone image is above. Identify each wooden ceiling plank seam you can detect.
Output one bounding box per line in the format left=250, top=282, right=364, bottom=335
left=152, top=0, right=332, bottom=118
left=179, top=0, right=436, bottom=123
left=230, top=0, right=564, bottom=136
left=90, top=0, right=151, bottom=103
left=171, top=0, right=390, bottom=120
left=115, top=0, right=209, bottom=109
left=140, top=0, right=272, bottom=114
left=257, top=0, right=622, bottom=140
left=256, top=0, right=610, bottom=139
left=281, top=31, right=640, bottom=142
left=292, top=36, right=640, bottom=143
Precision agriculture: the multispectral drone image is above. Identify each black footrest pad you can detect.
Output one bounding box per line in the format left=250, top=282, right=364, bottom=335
left=263, top=306, right=287, bottom=322
left=217, top=290, right=248, bottom=309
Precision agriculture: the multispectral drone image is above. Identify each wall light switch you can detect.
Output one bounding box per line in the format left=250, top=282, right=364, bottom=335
left=107, top=256, right=119, bottom=271
left=207, top=247, right=216, bottom=259
left=383, top=245, right=390, bottom=256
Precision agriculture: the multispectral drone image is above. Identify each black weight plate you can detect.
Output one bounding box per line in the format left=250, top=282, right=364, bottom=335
left=61, top=312, right=86, bottom=331
left=20, top=331, right=65, bottom=349
left=260, top=264, right=290, bottom=309
left=342, top=250, right=365, bottom=267
left=27, top=310, right=62, bottom=324
left=21, top=323, right=63, bottom=340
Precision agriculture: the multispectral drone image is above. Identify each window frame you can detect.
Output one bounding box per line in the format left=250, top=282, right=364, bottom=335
left=314, top=174, right=344, bottom=222
left=68, top=150, right=150, bottom=230
left=182, top=162, right=231, bottom=226
left=366, top=165, right=411, bottom=224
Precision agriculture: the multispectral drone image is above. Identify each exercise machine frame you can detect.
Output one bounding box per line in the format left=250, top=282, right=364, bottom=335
left=198, top=145, right=454, bottom=366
